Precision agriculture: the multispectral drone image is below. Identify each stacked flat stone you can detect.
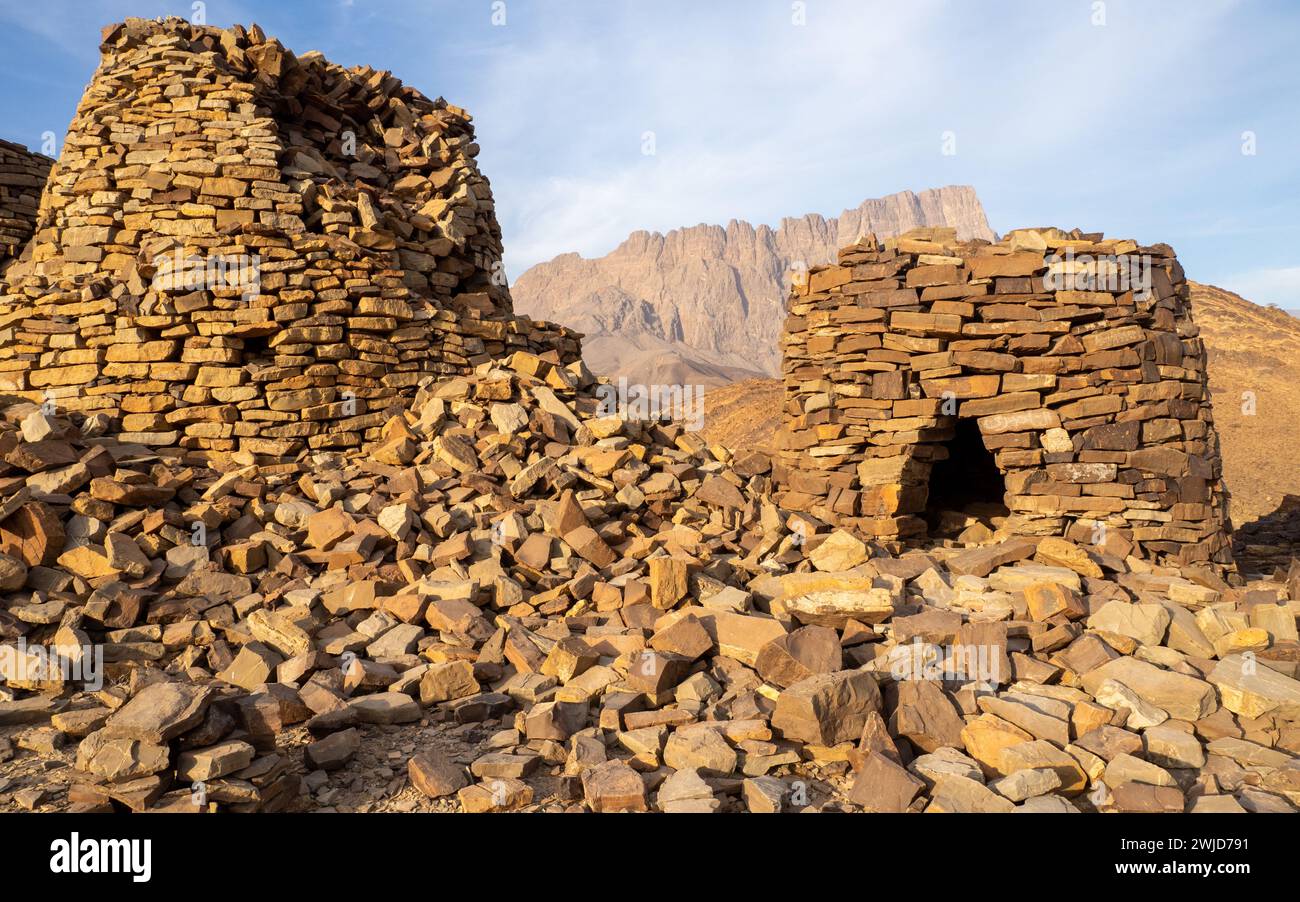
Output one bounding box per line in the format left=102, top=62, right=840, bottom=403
left=774, top=226, right=1232, bottom=568
left=0, top=141, right=53, bottom=269
left=0, top=18, right=579, bottom=465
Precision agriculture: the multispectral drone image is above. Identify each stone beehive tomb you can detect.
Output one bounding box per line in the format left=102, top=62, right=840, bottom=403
left=775, top=227, right=1232, bottom=567
left=0, top=18, right=579, bottom=464
left=0, top=140, right=53, bottom=270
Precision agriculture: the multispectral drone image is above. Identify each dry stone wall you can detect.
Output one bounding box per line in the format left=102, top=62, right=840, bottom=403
left=0, top=18, right=579, bottom=465
left=0, top=141, right=53, bottom=271
left=775, top=226, right=1233, bottom=568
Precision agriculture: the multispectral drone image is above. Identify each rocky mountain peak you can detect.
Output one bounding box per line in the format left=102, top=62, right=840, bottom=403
left=513, top=185, right=995, bottom=383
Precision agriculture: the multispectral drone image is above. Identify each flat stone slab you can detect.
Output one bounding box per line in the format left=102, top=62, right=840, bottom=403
left=1209, top=654, right=1300, bottom=720
left=1080, top=657, right=1216, bottom=721
left=103, top=681, right=213, bottom=743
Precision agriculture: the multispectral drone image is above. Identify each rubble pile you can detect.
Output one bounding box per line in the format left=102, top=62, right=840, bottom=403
left=0, top=140, right=52, bottom=269
left=0, top=18, right=579, bottom=463
left=0, top=21, right=1296, bottom=816
left=0, top=347, right=1297, bottom=814
left=775, top=227, right=1231, bottom=568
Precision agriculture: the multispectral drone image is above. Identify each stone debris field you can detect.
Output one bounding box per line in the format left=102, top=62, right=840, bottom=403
left=0, top=19, right=1297, bottom=815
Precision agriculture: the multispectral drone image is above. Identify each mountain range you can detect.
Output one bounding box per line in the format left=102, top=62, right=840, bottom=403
left=512, top=185, right=994, bottom=385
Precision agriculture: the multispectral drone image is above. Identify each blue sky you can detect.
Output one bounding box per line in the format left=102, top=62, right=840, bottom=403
left=1, top=0, right=1298, bottom=305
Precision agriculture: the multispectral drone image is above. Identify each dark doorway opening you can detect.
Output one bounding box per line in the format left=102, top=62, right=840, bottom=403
left=925, top=418, right=1007, bottom=528
left=239, top=334, right=272, bottom=367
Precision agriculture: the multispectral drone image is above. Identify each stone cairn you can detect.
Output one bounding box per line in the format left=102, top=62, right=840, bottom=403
left=775, top=227, right=1232, bottom=568
left=0, top=18, right=579, bottom=465
left=0, top=141, right=53, bottom=269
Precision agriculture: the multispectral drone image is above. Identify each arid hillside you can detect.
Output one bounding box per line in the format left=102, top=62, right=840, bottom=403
left=1192, top=283, right=1300, bottom=525
left=700, top=377, right=784, bottom=452
left=702, top=282, right=1300, bottom=527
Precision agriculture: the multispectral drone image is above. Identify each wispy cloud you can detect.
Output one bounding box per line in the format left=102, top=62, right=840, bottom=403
left=1, top=0, right=1296, bottom=290
left=474, top=1, right=947, bottom=274
left=1221, top=266, right=1300, bottom=307
left=453, top=0, right=1291, bottom=278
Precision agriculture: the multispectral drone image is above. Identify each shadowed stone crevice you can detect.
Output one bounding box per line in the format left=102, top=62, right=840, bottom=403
left=923, top=417, right=1007, bottom=530
left=1232, top=493, right=1300, bottom=578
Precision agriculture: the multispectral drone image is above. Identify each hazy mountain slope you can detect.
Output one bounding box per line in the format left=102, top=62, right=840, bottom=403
left=582, top=333, right=769, bottom=389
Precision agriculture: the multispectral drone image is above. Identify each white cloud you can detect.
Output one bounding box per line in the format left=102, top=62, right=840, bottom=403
left=1220, top=267, right=1300, bottom=308
left=476, top=1, right=946, bottom=276
left=464, top=0, right=1253, bottom=277
left=3, top=0, right=1290, bottom=290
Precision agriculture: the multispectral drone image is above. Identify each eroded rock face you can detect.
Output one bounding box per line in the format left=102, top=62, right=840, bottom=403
left=775, top=227, right=1232, bottom=569
left=512, top=186, right=994, bottom=383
